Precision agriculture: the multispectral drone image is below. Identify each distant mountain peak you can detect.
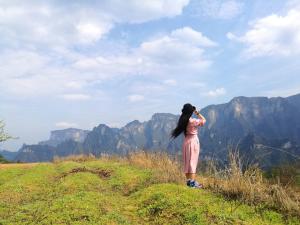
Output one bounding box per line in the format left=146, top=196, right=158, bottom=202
left=151, top=113, right=178, bottom=120
left=51, top=127, right=86, bottom=132
left=39, top=128, right=90, bottom=147
left=125, top=120, right=142, bottom=127
left=230, top=95, right=269, bottom=103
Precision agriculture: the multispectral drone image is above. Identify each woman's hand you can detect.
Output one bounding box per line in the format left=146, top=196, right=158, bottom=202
left=194, top=109, right=200, bottom=116
left=194, top=109, right=206, bottom=123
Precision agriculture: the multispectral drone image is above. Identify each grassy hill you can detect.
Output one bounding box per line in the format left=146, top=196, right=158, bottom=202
left=0, top=152, right=299, bottom=225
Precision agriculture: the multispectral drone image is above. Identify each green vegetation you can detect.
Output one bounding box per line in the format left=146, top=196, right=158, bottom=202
left=0, top=120, right=12, bottom=143
left=0, top=154, right=299, bottom=225
left=0, top=120, right=12, bottom=164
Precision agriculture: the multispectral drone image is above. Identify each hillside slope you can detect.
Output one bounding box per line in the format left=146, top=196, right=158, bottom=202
left=0, top=157, right=299, bottom=224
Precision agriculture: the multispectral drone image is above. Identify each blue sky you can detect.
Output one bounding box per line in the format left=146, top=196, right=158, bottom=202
left=1, top=0, right=300, bottom=151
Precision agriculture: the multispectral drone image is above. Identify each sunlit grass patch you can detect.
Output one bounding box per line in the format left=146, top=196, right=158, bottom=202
left=0, top=151, right=299, bottom=224
left=130, top=183, right=297, bottom=225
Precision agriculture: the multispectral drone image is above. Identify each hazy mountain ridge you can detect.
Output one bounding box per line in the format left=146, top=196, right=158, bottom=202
left=38, top=128, right=90, bottom=147
left=10, top=94, right=300, bottom=168
left=0, top=149, right=18, bottom=161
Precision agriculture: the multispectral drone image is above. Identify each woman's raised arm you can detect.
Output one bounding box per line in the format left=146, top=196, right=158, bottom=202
left=194, top=109, right=206, bottom=124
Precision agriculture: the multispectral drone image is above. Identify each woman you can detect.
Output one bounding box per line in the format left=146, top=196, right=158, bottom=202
left=171, top=103, right=206, bottom=188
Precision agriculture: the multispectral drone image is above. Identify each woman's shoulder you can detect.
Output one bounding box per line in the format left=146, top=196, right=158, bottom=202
left=189, top=117, right=199, bottom=124
left=189, top=117, right=203, bottom=126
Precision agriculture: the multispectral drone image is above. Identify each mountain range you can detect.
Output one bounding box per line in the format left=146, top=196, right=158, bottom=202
left=4, top=93, right=300, bottom=169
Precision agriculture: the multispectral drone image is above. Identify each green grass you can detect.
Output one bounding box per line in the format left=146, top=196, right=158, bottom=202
left=0, top=160, right=299, bottom=225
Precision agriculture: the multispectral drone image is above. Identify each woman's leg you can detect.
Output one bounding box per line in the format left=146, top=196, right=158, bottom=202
left=185, top=173, right=196, bottom=180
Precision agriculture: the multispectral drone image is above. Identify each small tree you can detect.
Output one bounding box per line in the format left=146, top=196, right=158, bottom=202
left=0, top=120, right=12, bottom=143
left=0, top=120, right=13, bottom=163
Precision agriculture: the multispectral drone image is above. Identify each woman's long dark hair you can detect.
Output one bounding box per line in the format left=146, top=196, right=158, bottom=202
left=171, top=103, right=195, bottom=138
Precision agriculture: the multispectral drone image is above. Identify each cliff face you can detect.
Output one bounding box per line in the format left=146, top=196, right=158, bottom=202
left=38, top=128, right=89, bottom=147
left=13, top=94, right=300, bottom=168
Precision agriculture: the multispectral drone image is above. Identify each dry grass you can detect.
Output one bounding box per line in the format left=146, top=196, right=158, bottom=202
left=0, top=162, right=47, bottom=169
left=52, top=153, right=97, bottom=163
left=96, top=150, right=185, bottom=184
left=197, top=147, right=300, bottom=217
left=123, top=150, right=185, bottom=184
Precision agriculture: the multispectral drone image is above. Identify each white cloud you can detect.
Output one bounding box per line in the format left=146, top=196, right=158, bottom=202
left=189, top=0, right=243, bottom=19
left=139, top=27, right=216, bottom=75
left=61, top=94, right=91, bottom=101
left=0, top=0, right=214, bottom=102
left=0, top=27, right=216, bottom=100
left=0, top=0, right=214, bottom=103
left=100, top=0, right=190, bottom=23
left=0, top=49, right=88, bottom=98
left=228, top=8, right=300, bottom=58
left=171, top=27, right=218, bottom=47
left=72, top=27, right=216, bottom=79
left=0, top=0, right=190, bottom=47
left=206, top=87, right=226, bottom=97
left=128, top=94, right=145, bottom=102
left=55, top=122, right=78, bottom=129
left=76, top=22, right=113, bottom=44
left=0, top=50, right=50, bottom=79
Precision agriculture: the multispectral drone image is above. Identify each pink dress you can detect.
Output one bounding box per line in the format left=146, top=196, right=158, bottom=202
left=182, top=117, right=205, bottom=173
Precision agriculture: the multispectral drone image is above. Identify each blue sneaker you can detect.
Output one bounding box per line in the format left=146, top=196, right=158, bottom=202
left=189, top=180, right=203, bottom=189
left=186, top=179, right=192, bottom=187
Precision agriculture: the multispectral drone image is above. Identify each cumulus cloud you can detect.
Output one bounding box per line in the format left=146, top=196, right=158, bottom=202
left=99, top=0, right=190, bottom=23
left=0, top=27, right=216, bottom=101
left=170, top=27, right=218, bottom=47
left=72, top=26, right=216, bottom=78
left=0, top=49, right=88, bottom=98
left=0, top=0, right=189, bottom=47
left=138, top=27, right=216, bottom=76
left=76, top=22, right=113, bottom=44
left=227, top=8, right=300, bottom=58
left=0, top=1, right=216, bottom=101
